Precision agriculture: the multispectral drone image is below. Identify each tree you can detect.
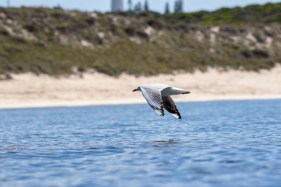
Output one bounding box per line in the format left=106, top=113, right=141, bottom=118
left=179, top=0, right=184, bottom=13
left=144, top=0, right=149, bottom=11
left=134, top=1, right=142, bottom=12
left=174, top=0, right=179, bottom=13
left=128, top=0, right=133, bottom=11
left=165, top=2, right=170, bottom=14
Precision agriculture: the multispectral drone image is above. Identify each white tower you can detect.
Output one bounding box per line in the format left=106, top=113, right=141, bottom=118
left=111, top=0, right=123, bottom=12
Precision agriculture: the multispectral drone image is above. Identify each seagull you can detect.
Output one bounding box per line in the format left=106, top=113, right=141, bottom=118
left=133, top=84, right=191, bottom=119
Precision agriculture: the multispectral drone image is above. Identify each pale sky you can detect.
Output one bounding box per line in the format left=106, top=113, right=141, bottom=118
left=0, top=0, right=280, bottom=12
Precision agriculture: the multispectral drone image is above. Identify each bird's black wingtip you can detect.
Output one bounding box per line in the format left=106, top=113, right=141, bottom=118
left=177, top=114, right=182, bottom=119
left=177, top=111, right=182, bottom=119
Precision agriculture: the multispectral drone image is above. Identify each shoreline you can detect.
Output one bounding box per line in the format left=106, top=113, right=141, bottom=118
left=1, top=95, right=280, bottom=110
left=1, top=66, right=280, bottom=110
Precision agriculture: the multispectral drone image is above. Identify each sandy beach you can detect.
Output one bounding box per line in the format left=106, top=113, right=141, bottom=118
left=0, top=66, right=281, bottom=109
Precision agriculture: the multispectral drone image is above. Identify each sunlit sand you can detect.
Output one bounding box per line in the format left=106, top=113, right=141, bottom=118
left=0, top=66, right=280, bottom=109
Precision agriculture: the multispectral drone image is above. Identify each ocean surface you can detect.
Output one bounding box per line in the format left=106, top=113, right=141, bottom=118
left=0, top=99, right=281, bottom=187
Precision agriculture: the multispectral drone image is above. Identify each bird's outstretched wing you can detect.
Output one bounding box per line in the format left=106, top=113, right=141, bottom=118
left=162, top=96, right=181, bottom=119
left=140, top=86, right=164, bottom=116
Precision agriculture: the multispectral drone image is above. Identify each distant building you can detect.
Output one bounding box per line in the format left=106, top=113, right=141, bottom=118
left=111, top=0, right=124, bottom=12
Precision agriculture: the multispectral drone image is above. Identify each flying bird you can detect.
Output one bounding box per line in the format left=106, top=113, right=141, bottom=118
left=133, top=84, right=190, bottom=119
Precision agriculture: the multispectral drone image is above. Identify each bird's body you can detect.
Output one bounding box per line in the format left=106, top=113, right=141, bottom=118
left=133, top=84, right=190, bottom=119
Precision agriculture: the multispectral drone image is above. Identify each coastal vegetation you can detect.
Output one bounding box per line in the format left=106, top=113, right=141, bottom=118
left=0, top=3, right=280, bottom=77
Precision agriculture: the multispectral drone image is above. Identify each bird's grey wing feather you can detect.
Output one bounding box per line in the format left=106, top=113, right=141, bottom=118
left=140, top=87, right=164, bottom=116
left=162, top=96, right=181, bottom=119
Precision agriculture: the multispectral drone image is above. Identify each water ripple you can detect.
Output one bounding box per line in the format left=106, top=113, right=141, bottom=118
left=0, top=99, right=281, bottom=187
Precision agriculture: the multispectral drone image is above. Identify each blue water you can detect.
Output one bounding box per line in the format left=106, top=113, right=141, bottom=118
left=0, top=99, right=281, bottom=187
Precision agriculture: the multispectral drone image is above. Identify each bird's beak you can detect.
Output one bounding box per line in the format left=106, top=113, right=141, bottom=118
left=183, top=91, right=191, bottom=94
left=133, top=88, right=138, bottom=92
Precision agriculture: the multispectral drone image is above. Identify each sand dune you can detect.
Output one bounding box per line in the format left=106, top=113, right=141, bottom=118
left=0, top=66, right=281, bottom=109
